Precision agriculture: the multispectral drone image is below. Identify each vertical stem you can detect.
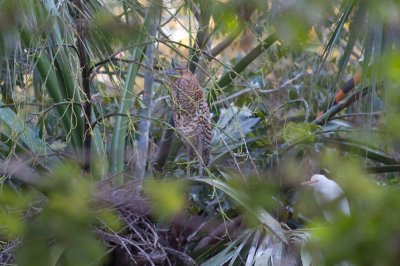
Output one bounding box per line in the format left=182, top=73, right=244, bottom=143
left=153, top=115, right=175, bottom=171
left=109, top=5, right=154, bottom=185
left=133, top=0, right=162, bottom=181
left=74, top=0, right=91, bottom=173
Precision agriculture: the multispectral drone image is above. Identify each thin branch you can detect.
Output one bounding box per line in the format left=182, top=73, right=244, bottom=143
left=212, top=73, right=303, bottom=106
left=288, top=98, right=310, bottom=122
left=366, top=165, right=400, bottom=174
left=188, top=0, right=211, bottom=73
left=0, top=103, right=45, bottom=109
left=212, top=87, right=279, bottom=107
left=97, top=58, right=154, bottom=71
left=91, top=112, right=173, bottom=133
left=156, top=38, right=226, bottom=70
left=156, top=39, right=263, bottom=95
left=216, top=32, right=278, bottom=89
left=160, top=5, right=183, bottom=27
left=330, top=111, right=383, bottom=120
left=210, top=27, right=243, bottom=57
left=322, top=137, right=398, bottom=165
left=187, top=0, right=200, bottom=22
left=89, top=41, right=164, bottom=73
left=312, top=86, right=371, bottom=126
left=164, top=247, right=196, bottom=265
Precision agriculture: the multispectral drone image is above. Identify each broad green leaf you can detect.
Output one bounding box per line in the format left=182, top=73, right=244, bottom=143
left=0, top=99, right=59, bottom=165
left=211, top=106, right=260, bottom=158
left=282, top=122, right=320, bottom=145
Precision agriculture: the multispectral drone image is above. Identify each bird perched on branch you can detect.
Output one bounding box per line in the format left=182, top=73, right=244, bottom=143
left=164, top=66, right=211, bottom=175
left=302, top=174, right=350, bottom=222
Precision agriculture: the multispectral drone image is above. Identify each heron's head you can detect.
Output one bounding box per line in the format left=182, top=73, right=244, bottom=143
left=164, top=66, right=192, bottom=80
left=301, top=174, right=328, bottom=189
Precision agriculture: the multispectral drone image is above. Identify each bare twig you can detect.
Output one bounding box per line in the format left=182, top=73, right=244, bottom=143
left=164, top=247, right=196, bottom=265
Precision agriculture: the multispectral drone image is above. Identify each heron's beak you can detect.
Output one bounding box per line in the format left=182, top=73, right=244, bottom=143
left=301, top=179, right=317, bottom=186
left=164, top=69, right=181, bottom=78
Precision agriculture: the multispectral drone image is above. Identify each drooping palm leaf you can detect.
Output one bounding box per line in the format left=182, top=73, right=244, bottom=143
left=195, top=178, right=287, bottom=243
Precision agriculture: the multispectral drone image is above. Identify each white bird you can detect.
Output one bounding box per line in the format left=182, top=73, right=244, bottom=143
left=302, top=174, right=350, bottom=222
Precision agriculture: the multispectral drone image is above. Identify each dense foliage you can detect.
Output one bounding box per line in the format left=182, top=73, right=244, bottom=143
left=1, top=0, right=400, bottom=265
